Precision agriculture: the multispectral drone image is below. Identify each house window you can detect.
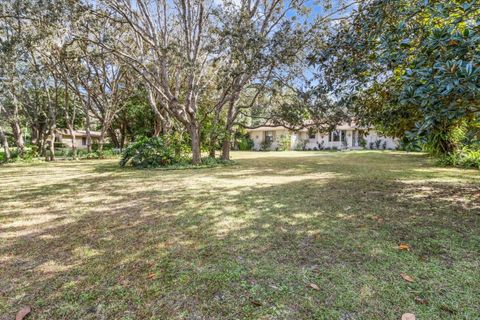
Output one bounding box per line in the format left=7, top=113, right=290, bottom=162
left=82, top=137, right=87, bottom=146
left=308, top=128, right=316, bottom=139
left=329, top=130, right=346, bottom=142
left=54, top=136, right=61, bottom=142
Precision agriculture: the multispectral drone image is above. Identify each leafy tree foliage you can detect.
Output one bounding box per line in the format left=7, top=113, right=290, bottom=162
left=315, top=0, right=480, bottom=155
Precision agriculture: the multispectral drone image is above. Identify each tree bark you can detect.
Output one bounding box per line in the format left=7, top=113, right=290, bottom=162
left=98, top=129, right=106, bottom=153
left=0, top=126, right=10, bottom=161
left=153, top=113, right=162, bottom=137
left=64, top=83, right=77, bottom=159
left=84, top=107, right=92, bottom=153
left=221, top=99, right=236, bottom=161
left=221, top=134, right=231, bottom=161
left=47, top=129, right=56, bottom=161
left=108, top=127, right=120, bottom=148
left=10, top=120, right=25, bottom=156
left=190, top=124, right=201, bottom=165
left=67, top=124, right=77, bottom=159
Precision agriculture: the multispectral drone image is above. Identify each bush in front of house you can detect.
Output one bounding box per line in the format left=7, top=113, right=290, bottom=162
left=119, top=135, right=190, bottom=168
left=437, top=147, right=480, bottom=169
left=260, top=139, right=272, bottom=151
left=237, top=136, right=254, bottom=151
left=278, top=134, right=291, bottom=151
left=1, top=145, right=39, bottom=163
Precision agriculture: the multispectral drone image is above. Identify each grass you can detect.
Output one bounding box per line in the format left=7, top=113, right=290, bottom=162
left=0, top=151, right=479, bottom=319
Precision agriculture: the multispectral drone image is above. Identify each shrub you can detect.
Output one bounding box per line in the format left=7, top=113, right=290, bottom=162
left=260, top=139, right=272, bottom=151
left=399, top=136, right=423, bottom=152
left=4, top=146, right=38, bottom=162
left=54, top=141, right=67, bottom=149
left=238, top=136, right=254, bottom=151
left=85, top=152, right=103, bottom=159
left=278, top=134, right=291, bottom=151
left=438, top=147, right=480, bottom=169
left=120, top=136, right=189, bottom=168
left=359, top=137, right=367, bottom=149
left=294, top=138, right=308, bottom=151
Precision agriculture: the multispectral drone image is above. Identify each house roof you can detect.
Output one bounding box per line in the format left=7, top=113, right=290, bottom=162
left=245, top=122, right=363, bottom=132
left=57, top=129, right=102, bottom=138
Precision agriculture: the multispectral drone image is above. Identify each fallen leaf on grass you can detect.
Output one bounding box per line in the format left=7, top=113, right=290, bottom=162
left=250, top=299, right=262, bottom=306
left=147, top=273, right=156, bottom=279
left=400, top=273, right=414, bottom=283
left=440, top=305, right=456, bottom=314
left=307, top=283, right=320, bottom=291
left=398, top=243, right=410, bottom=251
left=401, top=313, right=415, bottom=320
left=16, top=306, right=31, bottom=320
left=371, top=215, right=383, bottom=222
left=414, top=297, right=428, bottom=305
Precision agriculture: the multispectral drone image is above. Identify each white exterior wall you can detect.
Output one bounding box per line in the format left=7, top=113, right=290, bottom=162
left=58, top=135, right=100, bottom=149
left=250, top=129, right=291, bottom=150
left=249, top=128, right=398, bottom=151
left=60, top=136, right=86, bottom=148
left=292, top=130, right=352, bottom=150
left=363, top=130, right=398, bottom=150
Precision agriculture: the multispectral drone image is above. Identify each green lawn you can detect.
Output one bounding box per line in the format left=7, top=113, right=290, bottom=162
left=1, top=151, right=479, bottom=319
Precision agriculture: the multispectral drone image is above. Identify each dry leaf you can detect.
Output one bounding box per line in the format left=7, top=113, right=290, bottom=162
left=414, top=297, right=428, bottom=305
left=440, top=305, right=456, bottom=314
left=400, top=273, right=414, bottom=283
left=250, top=299, right=262, bottom=306
left=307, top=283, right=320, bottom=291
left=16, top=306, right=31, bottom=320
left=147, top=273, right=156, bottom=279
left=398, top=243, right=410, bottom=251
left=401, top=313, right=416, bottom=320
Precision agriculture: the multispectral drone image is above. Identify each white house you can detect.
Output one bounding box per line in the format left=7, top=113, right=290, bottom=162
left=246, top=123, right=398, bottom=151
left=48, top=129, right=102, bottom=149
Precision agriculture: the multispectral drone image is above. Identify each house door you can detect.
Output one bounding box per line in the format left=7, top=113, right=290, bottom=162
left=352, top=130, right=359, bottom=147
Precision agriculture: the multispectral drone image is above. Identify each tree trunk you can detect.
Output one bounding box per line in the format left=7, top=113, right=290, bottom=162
left=120, top=123, right=127, bottom=150
left=221, top=134, right=231, bottom=161
left=108, top=127, right=120, bottom=148
left=67, top=124, right=77, bottom=159
left=47, top=129, right=56, bottom=161
left=221, top=99, right=236, bottom=161
left=39, top=134, right=47, bottom=157
left=153, top=113, right=162, bottom=137
left=31, top=124, right=39, bottom=145
left=11, top=121, right=25, bottom=156
left=0, top=126, right=10, bottom=161
left=98, top=130, right=105, bottom=153
left=190, top=125, right=201, bottom=165
left=84, top=110, right=92, bottom=153
left=36, top=124, right=45, bottom=155
left=208, top=107, right=222, bottom=158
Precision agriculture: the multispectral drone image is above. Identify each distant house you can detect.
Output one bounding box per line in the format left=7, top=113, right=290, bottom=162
left=246, top=123, right=398, bottom=151
left=49, top=129, right=102, bottom=149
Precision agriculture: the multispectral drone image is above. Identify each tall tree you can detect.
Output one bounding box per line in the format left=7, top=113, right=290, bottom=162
left=315, top=0, right=480, bottom=154
left=98, top=0, right=218, bottom=164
